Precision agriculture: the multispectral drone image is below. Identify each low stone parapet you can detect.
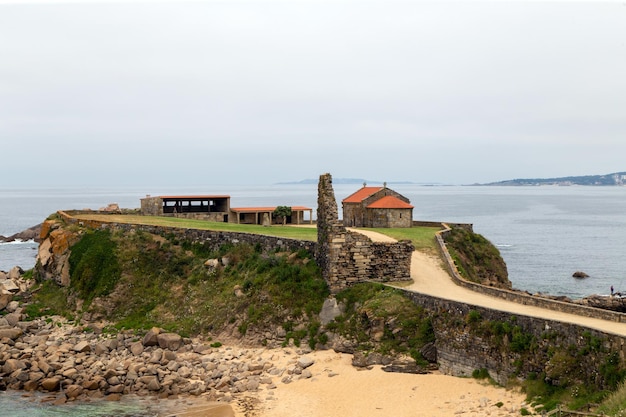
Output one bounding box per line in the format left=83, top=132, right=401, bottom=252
left=435, top=224, right=626, bottom=324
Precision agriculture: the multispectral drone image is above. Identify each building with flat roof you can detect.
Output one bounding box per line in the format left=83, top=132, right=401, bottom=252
left=140, top=195, right=312, bottom=225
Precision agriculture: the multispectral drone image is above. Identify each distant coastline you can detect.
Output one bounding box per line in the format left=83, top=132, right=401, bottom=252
left=281, top=172, right=626, bottom=187
left=481, top=171, right=626, bottom=187
left=277, top=178, right=438, bottom=185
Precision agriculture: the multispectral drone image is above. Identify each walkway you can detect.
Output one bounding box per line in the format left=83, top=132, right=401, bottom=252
left=353, top=229, right=626, bottom=337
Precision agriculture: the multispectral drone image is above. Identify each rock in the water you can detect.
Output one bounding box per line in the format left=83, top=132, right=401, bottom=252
left=41, top=377, right=61, bottom=391
left=573, top=271, right=589, bottom=279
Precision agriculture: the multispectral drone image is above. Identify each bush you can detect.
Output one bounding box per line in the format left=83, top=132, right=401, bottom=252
left=443, top=227, right=510, bottom=288
left=69, top=229, right=121, bottom=304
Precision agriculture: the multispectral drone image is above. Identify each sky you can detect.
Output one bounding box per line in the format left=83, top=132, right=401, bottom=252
left=1, top=0, right=625, bottom=187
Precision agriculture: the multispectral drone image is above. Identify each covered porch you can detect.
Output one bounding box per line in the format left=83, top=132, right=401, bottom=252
left=230, top=206, right=313, bottom=225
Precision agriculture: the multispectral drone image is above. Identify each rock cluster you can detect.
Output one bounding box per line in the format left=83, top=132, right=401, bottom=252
left=0, top=316, right=317, bottom=404
left=0, top=266, right=34, bottom=310
left=0, top=224, right=42, bottom=243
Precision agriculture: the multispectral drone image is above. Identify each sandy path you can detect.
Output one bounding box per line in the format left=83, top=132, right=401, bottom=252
left=404, top=251, right=626, bottom=336
left=351, top=228, right=626, bottom=336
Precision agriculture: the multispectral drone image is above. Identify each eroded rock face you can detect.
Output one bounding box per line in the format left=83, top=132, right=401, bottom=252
left=35, top=219, right=78, bottom=286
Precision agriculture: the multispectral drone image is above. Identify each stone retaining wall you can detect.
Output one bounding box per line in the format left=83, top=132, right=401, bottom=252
left=57, top=211, right=315, bottom=255
left=402, top=290, right=626, bottom=386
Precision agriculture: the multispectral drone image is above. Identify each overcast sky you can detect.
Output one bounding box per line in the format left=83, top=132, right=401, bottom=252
left=1, top=0, right=625, bottom=187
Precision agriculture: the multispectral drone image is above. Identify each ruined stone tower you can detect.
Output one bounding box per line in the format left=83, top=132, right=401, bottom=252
left=316, top=173, right=414, bottom=293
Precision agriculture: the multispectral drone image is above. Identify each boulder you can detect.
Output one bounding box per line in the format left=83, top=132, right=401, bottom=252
left=0, top=328, right=23, bottom=340
left=204, top=259, right=220, bottom=268
left=142, top=327, right=161, bottom=347
left=5, top=302, right=20, bottom=314
left=573, top=271, right=589, bottom=279
left=319, top=297, right=344, bottom=325
left=0, top=279, right=20, bottom=294
left=2, top=359, right=26, bottom=374
left=65, top=384, right=84, bottom=399
left=73, top=341, right=91, bottom=353
left=130, top=341, right=144, bottom=356
left=41, top=377, right=61, bottom=391
left=0, top=294, right=12, bottom=310
left=157, top=333, right=183, bottom=351
left=297, top=356, right=315, bottom=370
left=101, top=203, right=120, bottom=212
left=7, top=267, right=23, bottom=281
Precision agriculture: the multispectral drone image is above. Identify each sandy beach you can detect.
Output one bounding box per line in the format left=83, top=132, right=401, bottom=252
left=165, top=349, right=527, bottom=417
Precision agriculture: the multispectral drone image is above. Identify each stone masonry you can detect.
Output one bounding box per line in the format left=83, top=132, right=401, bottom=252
left=316, top=173, right=414, bottom=293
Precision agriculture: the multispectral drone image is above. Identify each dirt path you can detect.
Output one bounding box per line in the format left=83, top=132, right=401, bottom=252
left=351, top=229, right=626, bottom=337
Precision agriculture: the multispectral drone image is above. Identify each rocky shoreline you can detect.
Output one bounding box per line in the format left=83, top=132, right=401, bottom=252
left=0, top=224, right=42, bottom=243
left=1, top=318, right=315, bottom=403
left=0, top=267, right=321, bottom=413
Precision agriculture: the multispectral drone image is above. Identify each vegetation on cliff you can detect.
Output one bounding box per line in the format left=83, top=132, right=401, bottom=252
left=328, top=283, right=435, bottom=365
left=31, top=226, right=328, bottom=343
left=463, top=309, right=626, bottom=413
left=443, top=226, right=511, bottom=289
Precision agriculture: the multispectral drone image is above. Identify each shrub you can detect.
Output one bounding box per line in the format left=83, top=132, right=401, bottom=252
left=69, top=229, right=121, bottom=304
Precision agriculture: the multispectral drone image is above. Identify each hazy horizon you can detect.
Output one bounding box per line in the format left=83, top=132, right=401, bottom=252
left=2, top=0, right=625, bottom=188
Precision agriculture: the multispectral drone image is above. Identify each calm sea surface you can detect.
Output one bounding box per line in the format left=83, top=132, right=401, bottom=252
left=1, top=184, right=626, bottom=414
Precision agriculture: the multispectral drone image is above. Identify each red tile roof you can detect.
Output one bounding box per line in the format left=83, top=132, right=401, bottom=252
left=367, top=195, right=414, bottom=209
left=342, top=187, right=384, bottom=203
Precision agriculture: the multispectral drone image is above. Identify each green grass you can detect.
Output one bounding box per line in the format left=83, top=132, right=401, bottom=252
left=24, top=280, right=72, bottom=320
left=72, top=213, right=442, bottom=250
left=73, top=213, right=319, bottom=241
left=362, top=226, right=441, bottom=252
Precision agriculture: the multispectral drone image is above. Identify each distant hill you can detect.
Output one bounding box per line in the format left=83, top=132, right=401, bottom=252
left=484, top=172, right=626, bottom=186
left=277, top=178, right=417, bottom=185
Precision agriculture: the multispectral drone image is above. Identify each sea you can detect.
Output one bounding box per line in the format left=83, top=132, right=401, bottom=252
left=1, top=183, right=625, bottom=415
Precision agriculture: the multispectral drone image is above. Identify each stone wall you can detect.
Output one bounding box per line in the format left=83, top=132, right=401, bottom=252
left=316, top=174, right=414, bottom=293
left=403, top=290, right=626, bottom=387
left=436, top=224, right=626, bottom=323
left=368, top=207, right=412, bottom=228
left=140, top=196, right=162, bottom=216
left=57, top=211, right=314, bottom=256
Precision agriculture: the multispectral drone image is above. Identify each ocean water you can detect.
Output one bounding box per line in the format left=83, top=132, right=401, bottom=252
left=0, top=390, right=160, bottom=416
left=2, top=184, right=626, bottom=300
